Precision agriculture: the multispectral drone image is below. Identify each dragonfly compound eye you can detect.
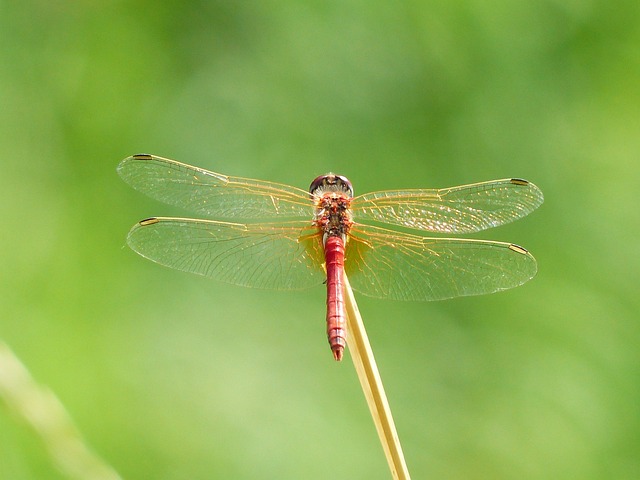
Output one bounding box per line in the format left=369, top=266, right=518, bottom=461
left=309, top=173, right=354, bottom=198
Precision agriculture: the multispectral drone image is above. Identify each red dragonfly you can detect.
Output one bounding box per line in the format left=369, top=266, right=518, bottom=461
left=118, top=154, right=543, bottom=361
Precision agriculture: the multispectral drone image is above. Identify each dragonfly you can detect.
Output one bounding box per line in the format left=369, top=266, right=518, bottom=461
left=118, top=154, right=543, bottom=361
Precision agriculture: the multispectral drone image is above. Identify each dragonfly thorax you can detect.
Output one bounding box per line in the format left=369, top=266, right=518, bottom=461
left=310, top=174, right=354, bottom=245
left=313, top=193, right=353, bottom=246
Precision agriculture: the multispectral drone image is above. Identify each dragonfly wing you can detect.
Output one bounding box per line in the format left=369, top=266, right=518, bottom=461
left=352, top=178, right=543, bottom=233
left=127, top=218, right=325, bottom=290
left=118, top=154, right=314, bottom=219
left=345, top=224, right=537, bottom=301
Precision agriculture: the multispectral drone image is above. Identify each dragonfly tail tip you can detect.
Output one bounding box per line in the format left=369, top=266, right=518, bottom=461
left=332, top=347, right=344, bottom=362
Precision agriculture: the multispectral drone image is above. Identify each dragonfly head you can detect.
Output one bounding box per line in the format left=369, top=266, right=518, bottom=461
left=309, top=173, right=354, bottom=198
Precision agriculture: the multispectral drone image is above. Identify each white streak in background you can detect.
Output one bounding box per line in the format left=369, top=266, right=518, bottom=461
left=0, top=341, right=122, bottom=480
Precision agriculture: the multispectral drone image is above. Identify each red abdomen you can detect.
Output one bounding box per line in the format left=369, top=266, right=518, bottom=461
left=324, top=235, right=346, bottom=361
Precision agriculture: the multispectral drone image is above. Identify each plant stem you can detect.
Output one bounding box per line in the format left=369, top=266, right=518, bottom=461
left=343, top=274, right=411, bottom=480
left=0, top=341, right=122, bottom=480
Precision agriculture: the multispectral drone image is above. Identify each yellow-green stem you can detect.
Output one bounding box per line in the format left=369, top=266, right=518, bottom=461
left=343, top=274, right=411, bottom=480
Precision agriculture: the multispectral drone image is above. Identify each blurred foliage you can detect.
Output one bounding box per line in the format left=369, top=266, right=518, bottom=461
left=1, top=1, right=639, bottom=479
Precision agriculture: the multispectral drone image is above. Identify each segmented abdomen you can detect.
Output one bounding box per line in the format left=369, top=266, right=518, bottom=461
left=324, top=235, right=347, bottom=361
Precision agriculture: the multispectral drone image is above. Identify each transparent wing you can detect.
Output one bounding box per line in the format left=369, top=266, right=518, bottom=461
left=352, top=178, right=543, bottom=233
left=345, top=224, right=537, bottom=301
left=118, top=154, right=314, bottom=219
left=127, top=217, right=325, bottom=290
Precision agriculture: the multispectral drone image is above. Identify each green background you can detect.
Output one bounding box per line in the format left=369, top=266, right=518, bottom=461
left=1, top=2, right=638, bottom=479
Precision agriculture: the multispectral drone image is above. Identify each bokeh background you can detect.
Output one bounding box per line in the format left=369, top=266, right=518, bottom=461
left=1, top=2, right=638, bottom=479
